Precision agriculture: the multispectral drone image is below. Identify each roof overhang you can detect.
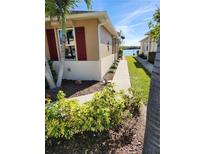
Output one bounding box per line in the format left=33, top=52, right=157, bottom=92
left=144, top=31, right=151, bottom=35
left=139, top=36, right=149, bottom=42
left=45, top=11, right=118, bottom=37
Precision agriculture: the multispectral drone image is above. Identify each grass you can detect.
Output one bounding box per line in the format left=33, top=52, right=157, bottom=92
left=126, top=56, right=151, bottom=104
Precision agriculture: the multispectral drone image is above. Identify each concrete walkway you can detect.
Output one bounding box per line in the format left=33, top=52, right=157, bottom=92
left=136, top=56, right=153, bottom=74
left=69, top=59, right=131, bottom=104
left=68, top=93, right=95, bottom=105
left=112, top=59, right=131, bottom=91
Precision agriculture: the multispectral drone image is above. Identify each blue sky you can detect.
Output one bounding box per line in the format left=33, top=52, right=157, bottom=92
left=74, top=0, right=159, bottom=46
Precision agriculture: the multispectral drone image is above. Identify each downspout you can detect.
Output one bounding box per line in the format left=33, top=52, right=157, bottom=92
left=98, top=22, right=106, bottom=80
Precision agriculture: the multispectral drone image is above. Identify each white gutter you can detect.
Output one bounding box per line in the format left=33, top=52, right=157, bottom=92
left=98, top=22, right=106, bottom=80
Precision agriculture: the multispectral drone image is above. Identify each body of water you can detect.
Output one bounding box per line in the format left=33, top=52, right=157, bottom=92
left=123, top=49, right=138, bottom=56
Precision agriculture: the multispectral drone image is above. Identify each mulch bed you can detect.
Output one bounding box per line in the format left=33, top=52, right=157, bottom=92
left=45, top=71, right=115, bottom=101
left=45, top=106, right=146, bottom=154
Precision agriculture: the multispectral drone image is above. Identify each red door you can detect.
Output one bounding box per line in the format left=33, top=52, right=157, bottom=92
left=75, top=27, right=87, bottom=60
left=46, top=29, right=58, bottom=61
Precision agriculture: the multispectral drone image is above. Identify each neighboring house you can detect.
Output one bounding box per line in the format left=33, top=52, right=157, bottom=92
left=45, top=11, right=120, bottom=81
left=139, top=32, right=157, bottom=58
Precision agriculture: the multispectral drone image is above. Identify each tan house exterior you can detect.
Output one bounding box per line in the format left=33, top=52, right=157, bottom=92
left=139, top=34, right=157, bottom=58
left=45, top=11, right=120, bottom=81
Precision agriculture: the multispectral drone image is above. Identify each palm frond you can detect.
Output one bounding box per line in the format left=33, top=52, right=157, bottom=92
left=84, top=0, right=92, bottom=10
left=45, top=0, right=92, bottom=18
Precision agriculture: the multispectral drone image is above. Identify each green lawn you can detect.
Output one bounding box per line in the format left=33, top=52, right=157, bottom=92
left=126, top=56, right=151, bottom=104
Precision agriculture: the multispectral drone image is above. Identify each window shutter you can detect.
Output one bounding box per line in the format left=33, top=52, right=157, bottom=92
left=75, top=27, right=87, bottom=61
left=46, top=29, right=58, bottom=61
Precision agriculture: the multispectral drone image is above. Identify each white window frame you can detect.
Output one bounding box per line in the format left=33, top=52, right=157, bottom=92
left=57, top=27, right=78, bottom=61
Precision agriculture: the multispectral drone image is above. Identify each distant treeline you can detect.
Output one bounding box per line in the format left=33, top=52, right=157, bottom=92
left=120, top=46, right=140, bottom=50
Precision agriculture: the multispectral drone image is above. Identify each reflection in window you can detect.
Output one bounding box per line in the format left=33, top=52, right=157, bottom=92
left=65, top=46, right=76, bottom=59
left=58, top=28, right=76, bottom=60
left=66, top=30, right=74, bottom=44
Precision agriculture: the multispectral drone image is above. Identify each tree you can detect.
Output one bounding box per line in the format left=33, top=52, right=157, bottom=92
left=45, top=56, right=56, bottom=89
left=118, top=30, right=125, bottom=44
left=148, top=8, right=160, bottom=41
left=45, top=0, right=92, bottom=87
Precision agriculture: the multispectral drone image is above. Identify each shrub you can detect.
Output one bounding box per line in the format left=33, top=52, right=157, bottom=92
left=110, top=60, right=118, bottom=70
left=45, top=92, right=82, bottom=139
left=138, top=51, right=147, bottom=59
left=118, top=49, right=123, bottom=59
left=108, top=70, right=114, bottom=73
left=120, top=88, right=143, bottom=114
left=115, top=59, right=119, bottom=63
left=113, top=60, right=119, bottom=66
left=45, top=84, right=143, bottom=140
left=148, top=52, right=156, bottom=64
left=110, top=64, right=117, bottom=69
left=81, top=83, right=125, bottom=131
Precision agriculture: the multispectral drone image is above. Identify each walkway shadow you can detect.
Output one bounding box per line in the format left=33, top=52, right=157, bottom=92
left=133, top=59, right=151, bottom=78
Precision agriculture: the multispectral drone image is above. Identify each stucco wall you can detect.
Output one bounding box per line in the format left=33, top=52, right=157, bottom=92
left=99, top=26, right=113, bottom=58
left=140, top=37, right=149, bottom=56
left=150, top=41, right=157, bottom=52
left=100, top=54, right=115, bottom=79
left=73, top=19, right=99, bottom=60
left=53, top=61, right=101, bottom=81
left=140, top=37, right=157, bottom=55
left=45, top=19, right=99, bottom=61
left=52, top=53, right=114, bottom=81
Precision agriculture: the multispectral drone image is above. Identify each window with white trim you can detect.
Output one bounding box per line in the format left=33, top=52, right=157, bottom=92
left=58, top=28, right=77, bottom=60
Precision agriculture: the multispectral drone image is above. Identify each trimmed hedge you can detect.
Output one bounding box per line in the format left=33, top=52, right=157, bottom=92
left=118, top=49, right=123, bottom=59
left=148, top=52, right=156, bottom=64
left=45, top=84, right=143, bottom=140
left=138, top=51, right=147, bottom=59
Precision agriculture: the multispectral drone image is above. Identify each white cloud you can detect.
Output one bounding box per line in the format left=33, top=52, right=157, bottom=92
left=143, top=16, right=152, bottom=21
left=115, top=21, right=147, bottom=35
left=114, top=5, right=154, bottom=46
left=122, top=35, right=146, bottom=46
left=129, top=21, right=147, bottom=28
left=115, top=21, right=148, bottom=46
left=117, top=5, right=155, bottom=26
left=123, top=39, right=139, bottom=46
left=115, top=25, right=132, bottom=34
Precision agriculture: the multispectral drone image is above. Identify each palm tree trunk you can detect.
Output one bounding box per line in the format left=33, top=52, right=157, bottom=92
left=56, top=14, right=66, bottom=87
left=143, top=40, right=160, bottom=154
left=45, top=57, right=56, bottom=89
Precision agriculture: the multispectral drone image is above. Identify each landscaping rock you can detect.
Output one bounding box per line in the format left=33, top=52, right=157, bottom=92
left=75, top=80, right=82, bottom=84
